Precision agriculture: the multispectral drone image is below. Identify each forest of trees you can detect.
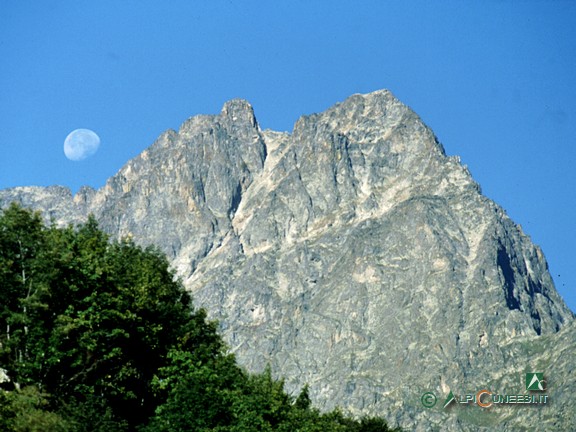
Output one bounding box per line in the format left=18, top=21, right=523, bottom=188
left=0, top=203, right=398, bottom=431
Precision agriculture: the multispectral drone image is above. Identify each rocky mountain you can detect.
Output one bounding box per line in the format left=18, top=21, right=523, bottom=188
left=2, top=90, right=574, bottom=431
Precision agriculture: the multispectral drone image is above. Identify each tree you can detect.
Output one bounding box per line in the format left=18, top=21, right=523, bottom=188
left=0, top=204, right=53, bottom=388
left=0, top=386, right=71, bottom=432
left=0, top=206, right=219, bottom=429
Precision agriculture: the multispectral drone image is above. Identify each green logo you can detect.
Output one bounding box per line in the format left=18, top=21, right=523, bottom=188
left=421, top=392, right=437, bottom=408
left=526, top=373, right=545, bottom=391
left=443, top=390, right=455, bottom=408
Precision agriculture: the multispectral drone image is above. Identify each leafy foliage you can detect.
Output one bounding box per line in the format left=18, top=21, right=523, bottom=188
left=0, top=204, right=398, bottom=431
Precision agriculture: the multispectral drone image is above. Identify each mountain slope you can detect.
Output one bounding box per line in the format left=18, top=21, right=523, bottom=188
left=1, top=90, right=573, bottom=430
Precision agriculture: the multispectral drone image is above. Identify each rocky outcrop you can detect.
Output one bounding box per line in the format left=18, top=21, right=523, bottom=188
left=1, top=90, right=573, bottom=430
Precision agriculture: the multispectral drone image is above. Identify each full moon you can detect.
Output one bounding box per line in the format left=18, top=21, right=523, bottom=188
left=64, top=129, right=100, bottom=161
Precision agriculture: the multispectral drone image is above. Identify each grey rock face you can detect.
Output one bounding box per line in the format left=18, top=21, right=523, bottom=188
left=1, top=90, right=574, bottom=430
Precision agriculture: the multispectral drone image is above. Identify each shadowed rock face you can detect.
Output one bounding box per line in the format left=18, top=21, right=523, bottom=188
left=2, top=90, right=574, bottom=431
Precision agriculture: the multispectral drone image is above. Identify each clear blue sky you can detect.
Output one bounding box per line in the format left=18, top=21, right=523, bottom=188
left=1, top=1, right=575, bottom=312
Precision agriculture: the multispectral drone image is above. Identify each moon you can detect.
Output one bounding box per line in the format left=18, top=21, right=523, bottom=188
left=64, top=129, right=100, bottom=161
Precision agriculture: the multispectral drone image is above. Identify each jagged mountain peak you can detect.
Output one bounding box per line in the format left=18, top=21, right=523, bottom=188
left=1, top=90, right=574, bottom=431
left=221, top=98, right=258, bottom=126
left=176, top=97, right=256, bottom=131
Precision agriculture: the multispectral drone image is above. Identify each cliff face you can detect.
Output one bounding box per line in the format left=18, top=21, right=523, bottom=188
left=2, top=90, right=574, bottom=430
